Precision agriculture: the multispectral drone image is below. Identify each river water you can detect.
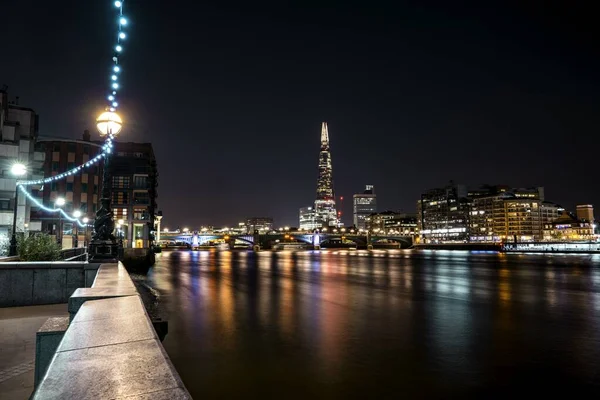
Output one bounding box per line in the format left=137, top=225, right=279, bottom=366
left=146, top=249, right=600, bottom=398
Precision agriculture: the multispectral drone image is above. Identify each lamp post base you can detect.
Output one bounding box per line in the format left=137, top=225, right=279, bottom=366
left=88, top=239, right=119, bottom=262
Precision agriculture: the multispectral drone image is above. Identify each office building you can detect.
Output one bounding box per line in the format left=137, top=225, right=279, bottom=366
left=0, top=88, right=45, bottom=249
left=313, top=122, right=338, bottom=227
left=245, top=217, right=273, bottom=233
left=468, top=186, right=545, bottom=242
left=353, top=185, right=376, bottom=230
left=111, top=141, right=159, bottom=248
left=299, top=206, right=319, bottom=231
left=541, top=201, right=564, bottom=225
left=365, top=211, right=417, bottom=236
left=417, top=182, right=469, bottom=243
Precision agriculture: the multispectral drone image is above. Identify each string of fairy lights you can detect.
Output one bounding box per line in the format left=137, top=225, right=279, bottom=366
left=16, top=1, right=129, bottom=228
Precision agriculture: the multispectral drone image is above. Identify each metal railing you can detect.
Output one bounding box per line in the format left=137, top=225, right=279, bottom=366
left=60, top=247, right=88, bottom=261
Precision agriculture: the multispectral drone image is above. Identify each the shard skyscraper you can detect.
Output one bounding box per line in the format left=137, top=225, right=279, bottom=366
left=313, top=122, right=338, bottom=227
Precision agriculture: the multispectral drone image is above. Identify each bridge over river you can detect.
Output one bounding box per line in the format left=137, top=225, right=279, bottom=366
left=159, top=231, right=413, bottom=249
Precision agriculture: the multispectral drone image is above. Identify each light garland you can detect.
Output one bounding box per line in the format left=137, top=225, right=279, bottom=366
left=16, top=133, right=115, bottom=226
left=108, top=1, right=127, bottom=112
left=18, top=186, right=87, bottom=228
left=20, top=134, right=115, bottom=186
left=15, top=2, right=130, bottom=230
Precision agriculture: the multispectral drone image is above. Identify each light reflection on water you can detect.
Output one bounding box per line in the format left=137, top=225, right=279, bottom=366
left=147, top=250, right=600, bottom=398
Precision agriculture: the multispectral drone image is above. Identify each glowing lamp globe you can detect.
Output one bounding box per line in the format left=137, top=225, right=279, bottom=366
left=96, top=111, right=123, bottom=136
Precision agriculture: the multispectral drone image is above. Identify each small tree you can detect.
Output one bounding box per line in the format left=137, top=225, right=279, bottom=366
left=0, top=234, right=9, bottom=257
left=18, top=233, right=62, bottom=261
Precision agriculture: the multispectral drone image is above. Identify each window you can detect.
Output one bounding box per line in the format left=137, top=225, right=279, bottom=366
left=81, top=183, right=88, bottom=193
left=133, top=209, right=147, bottom=220
left=66, top=182, right=73, bottom=192
left=93, top=184, right=98, bottom=194
left=83, top=145, right=90, bottom=155
left=52, top=161, right=59, bottom=171
left=133, top=192, right=150, bottom=205
left=133, top=176, right=147, bottom=188
left=112, top=191, right=129, bottom=204
left=50, top=182, right=58, bottom=191
left=0, top=199, right=9, bottom=210
left=112, top=176, right=130, bottom=189
left=80, top=203, right=88, bottom=213
left=53, top=143, right=61, bottom=152
left=67, top=162, right=75, bottom=170
left=115, top=208, right=128, bottom=219
left=67, top=143, right=76, bottom=152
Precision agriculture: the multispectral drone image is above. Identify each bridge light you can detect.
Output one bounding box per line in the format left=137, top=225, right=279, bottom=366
left=224, top=235, right=230, bottom=240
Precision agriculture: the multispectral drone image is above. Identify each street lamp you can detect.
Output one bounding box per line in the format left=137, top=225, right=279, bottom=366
left=89, top=111, right=122, bottom=260
left=8, top=163, right=27, bottom=256
left=55, top=197, right=66, bottom=247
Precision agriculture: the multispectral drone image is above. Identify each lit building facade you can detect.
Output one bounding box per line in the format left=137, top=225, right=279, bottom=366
left=543, top=211, right=594, bottom=241
left=417, top=182, right=469, bottom=243
left=35, top=131, right=103, bottom=236
left=366, top=211, right=417, bottom=236
left=0, top=88, right=45, bottom=249
left=313, top=122, right=338, bottom=227
left=245, top=217, right=273, bottom=233
left=541, top=201, right=564, bottom=225
left=110, top=142, right=159, bottom=248
left=299, top=206, right=319, bottom=231
left=353, top=185, right=376, bottom=230
left=469, top=186, right=548, bottom=243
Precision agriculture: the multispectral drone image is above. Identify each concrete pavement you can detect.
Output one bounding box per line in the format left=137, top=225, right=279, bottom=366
left=0, top=304, right=67, bottom=400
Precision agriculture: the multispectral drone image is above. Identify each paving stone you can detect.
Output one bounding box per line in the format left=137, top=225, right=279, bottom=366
left=34, top=339, right=185, bottom=400
left=59, top=314, right=156, bottom=352
left=72, top=296, right=146, bottom=323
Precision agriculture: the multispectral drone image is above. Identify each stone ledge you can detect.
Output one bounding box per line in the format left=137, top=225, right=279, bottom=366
left=0, top=261, right=100, bottom=270
left=33, top=339, right=190, bottom=400
left=33, top=262, right=191, bottom=399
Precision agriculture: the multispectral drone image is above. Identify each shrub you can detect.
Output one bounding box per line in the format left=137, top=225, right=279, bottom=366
left=18, top=233, right=62, bottom=261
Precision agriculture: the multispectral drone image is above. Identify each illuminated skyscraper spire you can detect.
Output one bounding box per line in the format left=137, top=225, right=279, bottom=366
left=321, top=121, right=329, bottom=145
left=314, top=122, right=338, bottom=227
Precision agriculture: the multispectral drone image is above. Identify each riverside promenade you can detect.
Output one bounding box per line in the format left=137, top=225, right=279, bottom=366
left=0, top=304, right=67, bottom=399
left=0, top=261, right=190, bottom=399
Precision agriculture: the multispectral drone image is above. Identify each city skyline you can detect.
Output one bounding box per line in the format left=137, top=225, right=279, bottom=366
left=0, top=2, right=598, bottom=227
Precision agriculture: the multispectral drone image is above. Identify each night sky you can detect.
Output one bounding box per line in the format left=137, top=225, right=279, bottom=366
left=1, top=1, right=598, bottom=228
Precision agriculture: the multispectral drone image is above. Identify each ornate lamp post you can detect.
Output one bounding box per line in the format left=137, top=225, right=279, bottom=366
left=89, top=111, right=122, bottom=261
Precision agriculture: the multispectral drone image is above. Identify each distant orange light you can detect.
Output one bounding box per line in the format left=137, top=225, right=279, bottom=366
left=224, top=235, right=230, bottom=240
